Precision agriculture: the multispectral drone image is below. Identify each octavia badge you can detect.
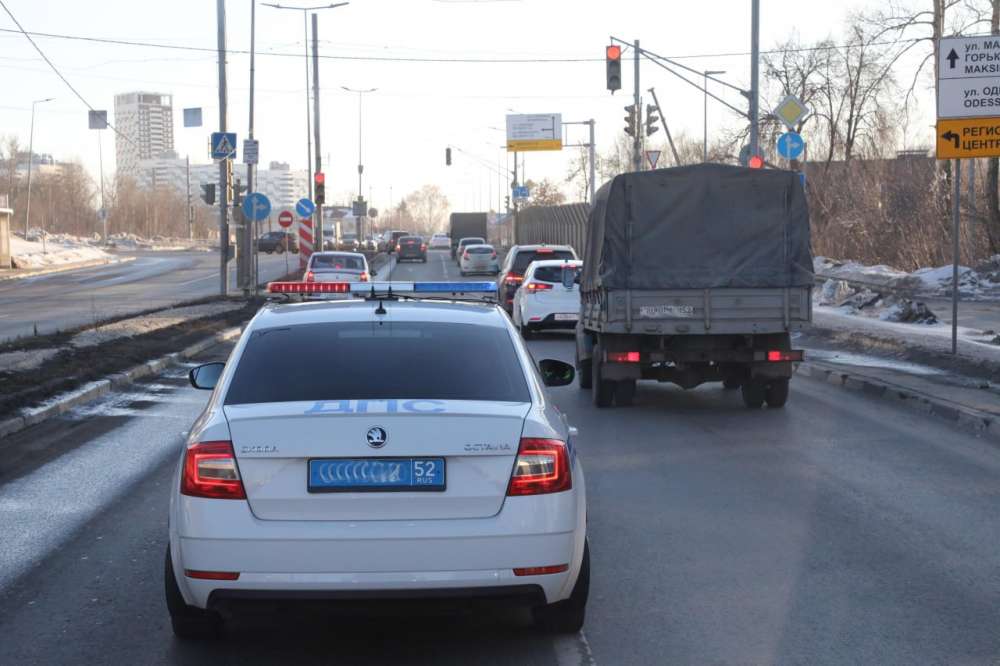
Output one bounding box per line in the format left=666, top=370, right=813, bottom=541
left=366, top=426, right=387, bottom=448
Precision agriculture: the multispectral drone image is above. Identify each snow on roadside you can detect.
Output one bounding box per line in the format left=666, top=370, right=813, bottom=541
left=815, top=256, right=1000, bottom=300
left=70, top=302, right=242, bottom=348
left=10, top=234, right=114, bottom=270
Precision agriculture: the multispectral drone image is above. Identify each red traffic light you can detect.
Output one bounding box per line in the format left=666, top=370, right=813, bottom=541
left=748, top=155, right=764, bottom=169
left=606, top=45, right=621, bottom=61
left=314, top=172, right=325, bottom=184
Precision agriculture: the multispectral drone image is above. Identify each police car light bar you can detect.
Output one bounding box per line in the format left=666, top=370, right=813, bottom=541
left=267, top=281, right=496, bottom=295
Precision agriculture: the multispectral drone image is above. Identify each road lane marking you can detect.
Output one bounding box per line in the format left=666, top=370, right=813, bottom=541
left=553, top=630, right=597, bottom=666
left=177, top=273, right=218, bottom=287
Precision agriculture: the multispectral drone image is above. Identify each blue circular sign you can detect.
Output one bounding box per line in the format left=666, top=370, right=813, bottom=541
left=242, top=192, right=271, bottom=222
left=776, top=132, right=805, bottom=160
left=295, top=198, right=316, bottom=218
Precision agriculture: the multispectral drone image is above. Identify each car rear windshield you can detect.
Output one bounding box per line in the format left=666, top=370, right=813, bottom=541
left=466, top=246, right=494, bottom=255
left=461, top=238, right=486, bottom=246
left=225, top=321, right=530, bottom=404
left=513, top=250, right=575, bottom=273
left=311, top=255, right=364, bottom=270
left=534, top=265, right=579, bottom=283
left=400, top=236, right=421, bottom=242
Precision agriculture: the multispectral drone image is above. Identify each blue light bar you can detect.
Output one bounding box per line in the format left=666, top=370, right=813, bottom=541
left=412, top=282, right=496, bottom=293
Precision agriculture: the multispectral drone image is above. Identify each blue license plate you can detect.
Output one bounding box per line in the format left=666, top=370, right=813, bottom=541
left=307, top=457, right=446, bottom=493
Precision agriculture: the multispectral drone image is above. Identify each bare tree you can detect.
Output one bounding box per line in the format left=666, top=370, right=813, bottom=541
left=524, top=178, right=566, bottom=206
left=403, top=185, right=450, bottom=235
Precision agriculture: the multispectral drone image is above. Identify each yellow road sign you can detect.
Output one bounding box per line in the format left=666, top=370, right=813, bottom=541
left=775, top=94, right=809, bottom=129
left=506, top=139, right=562, bottom=152
left=936, top=117, right=1000, bottom=158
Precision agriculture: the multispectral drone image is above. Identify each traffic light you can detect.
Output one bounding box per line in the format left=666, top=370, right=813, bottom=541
left=314, top=172, right=325, bottom=205
left=645, top=103, right=660, bottom=137
left=446, top=147, right=452, bottom=166
left=606, top=45, right=622, bottom=92
left=200, top=183, right=215, bottom=206
left=232, top=180, right=246, bottom=207
left=748, top=155, right=765, bottom=169
left=624, top=104, right=637, bottom=137
left=505, top=195, right=511, bottom=211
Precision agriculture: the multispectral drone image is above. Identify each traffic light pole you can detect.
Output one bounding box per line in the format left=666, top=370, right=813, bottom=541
left=311, top=13, right=323, bottom=252
left=647, top=87, right=679, bottom=167
left=216, top=0, right=230, bottom=296
left=749, top=0, right=760, bottom=159
left=633, top=39, right=642, bottom=172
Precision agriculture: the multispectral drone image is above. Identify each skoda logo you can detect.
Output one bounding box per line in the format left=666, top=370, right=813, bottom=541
left=366, top=426, right=387, bottom=449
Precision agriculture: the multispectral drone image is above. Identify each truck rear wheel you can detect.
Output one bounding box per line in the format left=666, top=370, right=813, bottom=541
left=765, top=378, right=790, bottom=408
left=741, top=380, right=766, bottom=409
left=592, top=345, right=614, bottom=408
left=576, top=345, right=593, bottom=390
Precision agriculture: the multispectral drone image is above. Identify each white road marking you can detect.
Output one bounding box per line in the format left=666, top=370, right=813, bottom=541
left=553, top=630, right=597, bottom=666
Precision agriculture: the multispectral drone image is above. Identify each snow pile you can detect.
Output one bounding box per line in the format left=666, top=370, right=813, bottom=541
left=814, top=279, right=938, bottom=324
left=10, top=234, right=114, bottom=270
left=815, top=256, right=1000, bottom=299
left=70, top=302, right=242, bottom=348
left=107, top=233, right=212, bottom=252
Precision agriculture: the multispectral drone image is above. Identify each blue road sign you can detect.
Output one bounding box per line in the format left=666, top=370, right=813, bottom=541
left=512, top=185, right=530, bottom=200
left=211, top=132, right=237, bottom=159
left=183, top=108, right=203, bottom=128
left=242, top=192, right=271, bottom=222
left=295, top=198, right=316, bottom=218
left=776, top=132, right=805, bottom=160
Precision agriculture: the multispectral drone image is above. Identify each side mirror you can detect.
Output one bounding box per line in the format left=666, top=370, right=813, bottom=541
left=538, top=359, right=575, bottom=387
left=189, top=362, right=225, bottom=390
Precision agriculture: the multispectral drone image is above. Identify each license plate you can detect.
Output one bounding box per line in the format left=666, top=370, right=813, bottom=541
left=554, top=313, right=578, bottom=321
left=639, top=304, right=694, bottom=318
left=308, top=457, right=445, bottom=493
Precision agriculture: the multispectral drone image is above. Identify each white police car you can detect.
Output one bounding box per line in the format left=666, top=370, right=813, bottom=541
left=165, top=281, right=588, bottom=638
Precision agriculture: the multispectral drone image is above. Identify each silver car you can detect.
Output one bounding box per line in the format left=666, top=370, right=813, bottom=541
left=459, top=243, right=500, bottom=276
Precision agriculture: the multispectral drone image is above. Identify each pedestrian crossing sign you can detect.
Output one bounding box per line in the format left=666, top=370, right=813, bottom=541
left=210, top=132, right=237, bottom=160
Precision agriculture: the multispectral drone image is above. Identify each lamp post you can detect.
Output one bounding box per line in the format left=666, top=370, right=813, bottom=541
left=24, top=97, right=54, bottom=238
left=341, top=86, right=376, bottom=239
left=262, top=2, right=348, bottom=204
left=703, top=70, right=726, bottom=163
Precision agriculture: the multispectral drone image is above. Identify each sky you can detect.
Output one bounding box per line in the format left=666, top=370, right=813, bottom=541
left=0, top=0, right=928, bottom=214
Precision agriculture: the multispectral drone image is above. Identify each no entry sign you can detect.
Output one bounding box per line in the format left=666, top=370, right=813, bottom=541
left=278, top=210, right=294, bottom=228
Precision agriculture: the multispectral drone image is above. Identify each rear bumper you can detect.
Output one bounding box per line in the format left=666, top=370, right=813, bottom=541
left=524, top=312, right=578, bottom=331
left=170, top=489, right=585, bottom=610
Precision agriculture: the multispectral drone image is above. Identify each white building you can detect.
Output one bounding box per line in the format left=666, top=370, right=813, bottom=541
left=114, top=92, right=175, bottom=175
left=134, top=156, right=308, bottom=212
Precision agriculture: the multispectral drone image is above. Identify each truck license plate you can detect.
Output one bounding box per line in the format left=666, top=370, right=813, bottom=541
left=639, top=305, right=694, bottom=318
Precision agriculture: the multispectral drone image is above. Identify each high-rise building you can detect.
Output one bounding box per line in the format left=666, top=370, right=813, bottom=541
left=114, top=92, right=175, bottom=175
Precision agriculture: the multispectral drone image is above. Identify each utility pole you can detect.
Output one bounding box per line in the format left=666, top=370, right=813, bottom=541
left=217, top=0, right=230, bottom=295
left=648, top=88, right=680, bottom=167
left=749, top=0, right=760, bottom=158
left=186, top=154, right=192, bottom=240
left=588, top=119, right=596, bottom=203
left=311, top=13, right=323, bottom=252
left=633, top=39, right=642, bottom=172
left=97, top=128, right=107, bottom=241
left=243, top=0, right=258, bottom=296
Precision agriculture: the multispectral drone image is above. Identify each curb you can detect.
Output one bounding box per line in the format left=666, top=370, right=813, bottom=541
left=798, top=360, right=1000, bottom=444
left=0, top=256, right=136, bottom=282
left=0, top=325, right=243, bottom=441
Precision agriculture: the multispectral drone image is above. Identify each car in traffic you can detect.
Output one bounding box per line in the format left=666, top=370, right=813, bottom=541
left=338, top=232, right=361, bottom=252
left=459, top=243, right=500, bottom=276
left=396, top=235, right=427, bottom=263
left=386, top=230, right=409, bottom=253
left=304, top=251, right=374, bottom=283
left=497, top=244, right=578, bottom=313
left=454, top=236, right=487, bottom=264
left=167, top=281, right=589, bottom=639
left=255, top=231, right=298, bottom=254
left=512, top=259, right=582, bottom=338
left=429, top=233, right=451, bottom=250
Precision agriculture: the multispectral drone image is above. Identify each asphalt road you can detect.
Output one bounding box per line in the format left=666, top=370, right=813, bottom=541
left=2, top=249, right=999, bottom=664
left=0, top=250, right=294, bottom=343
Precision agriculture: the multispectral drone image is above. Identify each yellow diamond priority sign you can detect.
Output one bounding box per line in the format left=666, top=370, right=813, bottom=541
left=775, top=95, right=810, bottom=130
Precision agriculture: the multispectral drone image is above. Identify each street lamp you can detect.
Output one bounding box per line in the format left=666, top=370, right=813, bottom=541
left=25, top=97, right=54, bottom=239
left=262, top=2, right=348, bottom=203
left=341, top=86, right=376, bottom=238
left=703, top=70, right=726, bottom=163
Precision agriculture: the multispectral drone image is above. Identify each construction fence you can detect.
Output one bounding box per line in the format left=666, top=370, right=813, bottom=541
left=510, top=202, right=591, bottom=255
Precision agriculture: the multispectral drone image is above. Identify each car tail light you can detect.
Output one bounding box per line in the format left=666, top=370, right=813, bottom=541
left=359, top=271, right=369, bottom=282
left=525, top=282, right=553, bottom=291
left=505, top=273, right=524, bottom=285
left=607, top=351, right=641, bottom=363
left=396, top=244, right=402, bottom=252
left=507, top=438, right=571, bottom=496
left=513, top=564, right=569, bottom=577
left=185, top=569, right=240, bottom=580
left=767, top=350, right=803, bottom=362
left=181, top=441, right=246, bottom=500
left=463, top=251, right=470, bottom=260
left=536, top=248, right=554, bottom=254
left=305, top=270, right=315, bottom=282
left=421, top=243, right=427, bottom=251
left=491, top=251, right=497, bottom=259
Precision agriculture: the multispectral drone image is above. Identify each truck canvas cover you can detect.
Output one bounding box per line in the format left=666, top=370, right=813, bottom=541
left=582, top=164, right=813, bottom=291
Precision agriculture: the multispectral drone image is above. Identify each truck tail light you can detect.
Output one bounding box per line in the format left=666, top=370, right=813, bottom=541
left=181, top=441, right=246, bottom=500
left=607, top=351, right=641, bottom=363
left=507, top=438, right=571, bottom=496
left=767, top=350, right=804, bottom=362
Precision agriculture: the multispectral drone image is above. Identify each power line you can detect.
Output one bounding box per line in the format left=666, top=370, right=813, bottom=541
left=0, top=26, right=924, bottom=64
left=0, top=1, right=133, bottom=145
